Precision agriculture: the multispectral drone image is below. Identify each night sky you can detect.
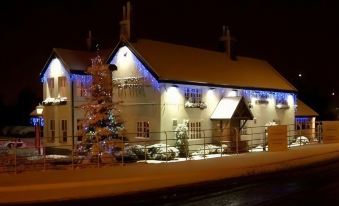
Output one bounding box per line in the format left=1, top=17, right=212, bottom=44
left=1, top=0, right=339, bottom=126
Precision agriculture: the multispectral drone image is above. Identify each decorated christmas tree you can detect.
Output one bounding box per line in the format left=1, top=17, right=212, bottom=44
left=79, top=51, right=124, bottom=155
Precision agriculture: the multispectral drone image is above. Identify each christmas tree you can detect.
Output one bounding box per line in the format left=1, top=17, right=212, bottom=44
left=79, top=51, right=124, bottom=155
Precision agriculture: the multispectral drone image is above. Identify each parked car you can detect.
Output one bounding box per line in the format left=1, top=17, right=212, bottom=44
left=2, top=139, right=26, bottom=149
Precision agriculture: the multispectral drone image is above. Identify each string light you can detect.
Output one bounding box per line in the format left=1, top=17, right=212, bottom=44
left=30, top=117, right=44, bottom=127
left=70, top=74, right=93, bottom=85
left=242, top=89, right=297, bottom=106
left=110, top=46, right=160, bottom=90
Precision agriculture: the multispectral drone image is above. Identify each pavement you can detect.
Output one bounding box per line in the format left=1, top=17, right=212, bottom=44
left=1, top=143, right=339, bottom=204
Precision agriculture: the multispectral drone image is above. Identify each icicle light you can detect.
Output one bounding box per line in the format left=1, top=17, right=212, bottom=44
left=242, top=89, right=297, bottom=105
left=111, top=46, right=160, bottom=90
left=70, top=74, right=92, bottom=85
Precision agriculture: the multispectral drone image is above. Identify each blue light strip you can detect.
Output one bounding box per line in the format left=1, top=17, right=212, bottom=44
left=110, top=47, right=160, bottom=91
left=30, top=117, right=44, bottom=127
left=132, top=54, right=160, bottom=90
left=242, top=89, right=297, bottom=105
left=296, top=117, right=310, bottom=122
left=70, top=74, right=93, bottom=85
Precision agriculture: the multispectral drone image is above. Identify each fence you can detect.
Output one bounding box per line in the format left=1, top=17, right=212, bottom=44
left=0, top=122, right=322, bottom=174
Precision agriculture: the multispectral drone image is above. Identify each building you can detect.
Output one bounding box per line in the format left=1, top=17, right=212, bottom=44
left=295, top=99, right=319, bottom=141
left=38, top=2, right=297, bottom=151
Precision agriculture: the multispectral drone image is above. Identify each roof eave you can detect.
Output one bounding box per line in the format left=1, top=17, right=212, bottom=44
left=106, top=38, right=160, bottom=80
left=39, top=48, right=73, bottom=81
left=159, top=79, right=298, bottom=93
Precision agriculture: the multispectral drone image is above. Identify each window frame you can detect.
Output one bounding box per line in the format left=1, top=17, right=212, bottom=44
left=60, top=120, right=67, bottom=143
left=49, top=119, right=55, bottom=143
left=137, top=121, right=150, bottom=138
left=187, top=121, right=202, bottom=139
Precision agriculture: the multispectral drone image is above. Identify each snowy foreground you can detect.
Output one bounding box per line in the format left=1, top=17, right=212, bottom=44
left=1, top=143, right=339, bottom=204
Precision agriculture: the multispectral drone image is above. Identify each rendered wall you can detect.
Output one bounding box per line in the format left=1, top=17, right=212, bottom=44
left=42, top=58, right=72, bottom=147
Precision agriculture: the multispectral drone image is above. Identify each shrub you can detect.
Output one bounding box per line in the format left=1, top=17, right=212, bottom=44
left=175, top=121, right=189, bottom=157
left=147, top=143, right=179, bottom=160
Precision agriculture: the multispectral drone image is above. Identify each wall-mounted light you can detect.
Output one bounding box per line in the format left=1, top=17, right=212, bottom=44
left=171, top=84, right=178, bottom=88
left=209, top=87, right=215, bottom=90
left=228, top=89, right=238, bottom=97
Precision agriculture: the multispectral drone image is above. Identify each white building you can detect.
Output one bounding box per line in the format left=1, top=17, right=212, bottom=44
left=39, top=3, right=297, bottom=151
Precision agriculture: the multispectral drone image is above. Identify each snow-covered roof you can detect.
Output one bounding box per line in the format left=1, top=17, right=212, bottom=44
left=128, top=39, right=297, bottom=92
left=296, top=99, right=319, bottom=117
left=40, top=48, right=112, bottom=78
left=210, top=96, right=253, bottom=120
left=40, top=39, right=297, bottom=92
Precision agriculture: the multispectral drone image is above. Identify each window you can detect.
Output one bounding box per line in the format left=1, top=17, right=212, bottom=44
left=76, top=79, right=91, bottom=97
left=240, top=120, right=248, bottom=135
left=77, top=119, right=83, bottom=141
left=48, top=120, right=55, bottom=143
left=60, top=120, right=67, bottom=143
left=58, top=76, right=67, bottom=97
left=137, top=121, right=150, bottom=138
left=47, top=78, right=54, bottom=97
left=184, top=88, right=202, bottom=103
left=188, top=121, right=201, bottom=139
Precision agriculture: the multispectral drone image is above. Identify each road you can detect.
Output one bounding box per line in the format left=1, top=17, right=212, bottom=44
left=20, top=158, right=339, bottom=206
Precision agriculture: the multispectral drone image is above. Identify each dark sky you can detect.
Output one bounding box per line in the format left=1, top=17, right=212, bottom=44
left=1, top=0, right=339, bottom=122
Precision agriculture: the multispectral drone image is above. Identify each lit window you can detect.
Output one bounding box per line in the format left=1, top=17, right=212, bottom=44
left=77, top=119, right=83, bottom=141
left=188, top=121, right=201, bottom=139
left=137, top=121, right=150, bottom=138
left=184, top=88, right=202, bottom=103
left=58, top=76, right=67, bottom=97
left=76, top=78, right=91, bottom=97
left=60, top=120, right=67, bottom=143
left=49, top=120, right=55, bottom=143
left=47, top=78, right=54, bottom=97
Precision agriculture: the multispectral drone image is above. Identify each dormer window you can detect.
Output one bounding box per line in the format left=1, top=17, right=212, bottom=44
left=47, top=78, right=54, bottom=97
left=58, top=76, right=66, bottom=97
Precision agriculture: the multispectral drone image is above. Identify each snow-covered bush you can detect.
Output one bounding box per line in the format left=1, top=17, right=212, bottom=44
left=192, top=144, right=228, bottom=156
left=147, top=143, right=179, bottom=160
left=175, top=121, right=189, bottom=157
left=127, top=144, right=147, bottom=159
left=294, top=136, right=310, bottom=145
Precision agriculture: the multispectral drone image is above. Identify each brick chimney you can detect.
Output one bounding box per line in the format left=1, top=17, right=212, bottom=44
left=219, top=26, right=237, bottom=60
left=120, top=2, right=131, bottom=40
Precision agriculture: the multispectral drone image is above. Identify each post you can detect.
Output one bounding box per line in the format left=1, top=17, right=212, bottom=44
left=121, top=137, right=124, bottom=165
left=97, top=145, right=100, bottom=168
left=43, top=147, right=46, bottom=171
left=203, top=130, right=206, bottom=159
left=72, top=147, right=74, bottom=170
left=235, top=128, right=239, bottom=154
left=71, top=81, right=75, bottom=155
left=14, top=145, right=17, bottom=174
left=299, top=124, right=302, bottom=146
left=35, top=124, right=41, bottom=154
left=144, top=144, right=147, bottom=162
left=251, top=127, right=253, bottom=152
left=165, top=131, right=168, bottom=163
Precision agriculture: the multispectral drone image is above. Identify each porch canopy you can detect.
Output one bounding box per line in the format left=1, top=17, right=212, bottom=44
left=210, top=96, right=253, bottom=120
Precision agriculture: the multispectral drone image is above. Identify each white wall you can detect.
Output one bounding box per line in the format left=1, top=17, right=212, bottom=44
left=42, top=58, right=73, bottom=147
left=242, top=93, right=295, bottom=146
left=110, top=46, right=161, bottom=142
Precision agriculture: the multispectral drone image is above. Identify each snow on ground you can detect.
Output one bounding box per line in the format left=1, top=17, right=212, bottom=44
left=139, top=154, right=231, bottom=164
left=1, top=143, right=339, bottom=204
